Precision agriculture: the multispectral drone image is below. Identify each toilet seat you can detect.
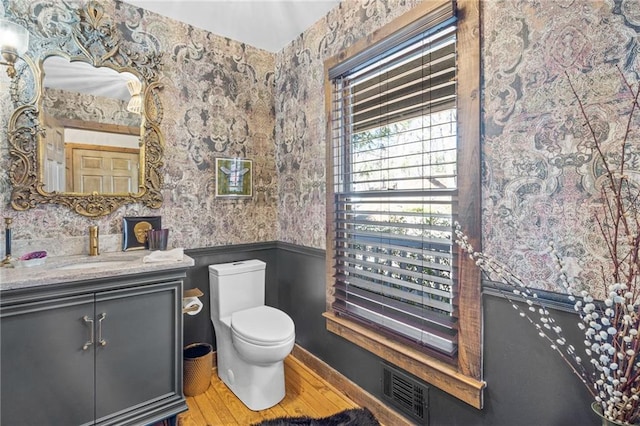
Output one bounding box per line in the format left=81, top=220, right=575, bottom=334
left=231, top=306, right=295, bottom=346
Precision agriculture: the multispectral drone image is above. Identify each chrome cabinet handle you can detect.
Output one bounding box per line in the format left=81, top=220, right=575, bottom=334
left=97, top=312, right=107, bottom=347
left=82, top=315, right=94, bottom=350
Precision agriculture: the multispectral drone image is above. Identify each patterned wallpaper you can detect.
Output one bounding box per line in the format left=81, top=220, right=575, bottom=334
left=481, top=0, right=640, bottom=294
left=43, top=87, right=141, bottom=128
left=274, top=0, right=640, bottom=295
left=2, top=0, right=640, bottom=297
left=275, top=0, right=420, bottom=248
left=0, top=0, right=277, bottom=255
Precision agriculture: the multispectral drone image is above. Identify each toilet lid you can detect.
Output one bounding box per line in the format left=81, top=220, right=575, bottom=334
left=231, top=306, right=295, bottom=345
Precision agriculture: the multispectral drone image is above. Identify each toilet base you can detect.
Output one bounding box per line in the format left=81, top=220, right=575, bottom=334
left=218, top=359, right=286, bottom=411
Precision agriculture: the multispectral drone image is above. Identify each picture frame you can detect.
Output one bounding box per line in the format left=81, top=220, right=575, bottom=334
left=122, top=216, right=161, bottom=251
left=215, top=158, right=253, bottom=198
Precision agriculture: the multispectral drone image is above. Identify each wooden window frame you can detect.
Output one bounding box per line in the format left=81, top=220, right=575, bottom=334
left=323, top=0, right=484, bottom=408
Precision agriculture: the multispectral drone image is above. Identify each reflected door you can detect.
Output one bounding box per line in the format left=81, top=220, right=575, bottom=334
left=70, top=147, right=139, bottom=193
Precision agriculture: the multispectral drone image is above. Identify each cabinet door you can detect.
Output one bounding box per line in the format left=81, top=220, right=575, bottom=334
left=1, top=295, right=96, bottom=426
left=94, top=281, right=181, bottom=424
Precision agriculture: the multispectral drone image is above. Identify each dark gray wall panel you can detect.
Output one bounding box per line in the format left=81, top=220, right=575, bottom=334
left=183, top=242, right=599, bottom=425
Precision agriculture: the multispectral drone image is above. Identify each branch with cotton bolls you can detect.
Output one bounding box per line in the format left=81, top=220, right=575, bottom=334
left=456, top=223, right=640, bottom=423
left=549, top=240, right=640, bottom=423
left=454, top=224, right=595, bottom=397
left=456, top=65, right=640, bottom=424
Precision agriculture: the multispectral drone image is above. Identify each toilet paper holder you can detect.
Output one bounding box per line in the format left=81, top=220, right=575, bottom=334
left=183, top=288, right=204, bottom=314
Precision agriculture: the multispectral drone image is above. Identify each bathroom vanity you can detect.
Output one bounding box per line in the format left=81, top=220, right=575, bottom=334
left=0, top=252, right=194, bottom=426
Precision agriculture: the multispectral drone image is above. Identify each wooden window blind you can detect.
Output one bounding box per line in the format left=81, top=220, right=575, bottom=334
left=329, top=3, right=458, bottom=359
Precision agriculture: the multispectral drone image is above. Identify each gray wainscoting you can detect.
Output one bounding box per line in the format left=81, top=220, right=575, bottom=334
left=184, top=242, right=597, bottom=425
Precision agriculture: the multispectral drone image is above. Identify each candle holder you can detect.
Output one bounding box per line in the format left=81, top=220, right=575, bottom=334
left=1, top=217, right=13, bottom=267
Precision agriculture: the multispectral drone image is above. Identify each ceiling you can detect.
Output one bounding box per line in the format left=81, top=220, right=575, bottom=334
left=123, top=0, right=341, bottom=52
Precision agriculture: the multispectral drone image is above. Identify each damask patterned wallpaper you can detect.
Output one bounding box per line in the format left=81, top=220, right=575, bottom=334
left=481, top=0, right=640, bottom=294
left=274, top=0, right=420, bottom=248
left=44, top=87, right=140, bottom=128
left=2, top=0, right=640, bottom=296
left=274, top=0, right=640, bottom=295
left=0, top=0, right=277, bottom=255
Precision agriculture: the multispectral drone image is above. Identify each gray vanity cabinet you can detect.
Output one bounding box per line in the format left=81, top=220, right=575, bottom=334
left=1, top=272, right=187, bottom=426
left=1, top=294, right=96, bottom=425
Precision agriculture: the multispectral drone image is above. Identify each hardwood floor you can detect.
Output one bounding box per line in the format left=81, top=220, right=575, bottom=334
left=178, top=355, right=360, bottom=426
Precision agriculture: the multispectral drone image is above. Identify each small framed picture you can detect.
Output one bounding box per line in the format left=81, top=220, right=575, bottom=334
left=215, top=158, right=253, bottom=198
left=122, top=216, right=161, bottom=251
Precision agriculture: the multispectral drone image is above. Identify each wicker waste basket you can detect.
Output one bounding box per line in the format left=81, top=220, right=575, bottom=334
left=183, top=343, right=213, bottom=396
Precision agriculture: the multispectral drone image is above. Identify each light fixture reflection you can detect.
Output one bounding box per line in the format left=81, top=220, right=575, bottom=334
left=0, top=18, right=29, bottom=78
left=126, top=78, right=142, bottom=114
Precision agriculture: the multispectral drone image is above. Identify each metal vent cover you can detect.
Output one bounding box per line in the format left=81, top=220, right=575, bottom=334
left=382, top=363, right=429, bottom=424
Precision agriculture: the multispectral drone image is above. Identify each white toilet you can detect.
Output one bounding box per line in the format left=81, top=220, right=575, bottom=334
left=208, top=259, right=295, bottom=411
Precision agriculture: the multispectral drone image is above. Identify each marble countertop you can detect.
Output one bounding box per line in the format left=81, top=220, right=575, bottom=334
left=0, top=250, right=195, bottom=292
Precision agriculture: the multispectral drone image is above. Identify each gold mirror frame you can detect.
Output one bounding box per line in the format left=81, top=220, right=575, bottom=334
left=7, top=1, right=164, bottom=217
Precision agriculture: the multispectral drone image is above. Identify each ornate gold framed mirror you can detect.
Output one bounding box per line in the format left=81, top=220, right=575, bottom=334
left=7, top=1, right=164, bottom=217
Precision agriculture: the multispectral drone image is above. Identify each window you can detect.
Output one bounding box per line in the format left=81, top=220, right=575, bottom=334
left=330, top=8, right=457, bottom=360
left=324, top=0, right=483, bottom=408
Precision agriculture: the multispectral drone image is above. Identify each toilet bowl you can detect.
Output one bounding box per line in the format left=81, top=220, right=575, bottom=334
left=209, top=260, right=295, bottom=411
left=232, top=306, right=295, bottom=365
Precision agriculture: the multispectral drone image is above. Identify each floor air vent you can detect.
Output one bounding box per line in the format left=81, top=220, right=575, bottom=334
left=382, top=363, right=429, bottom=424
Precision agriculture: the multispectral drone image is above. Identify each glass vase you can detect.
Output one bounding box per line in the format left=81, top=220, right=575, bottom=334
left=592, top=402, right=633, bottom=426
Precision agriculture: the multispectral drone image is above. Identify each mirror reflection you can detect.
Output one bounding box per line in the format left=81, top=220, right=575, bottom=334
left=40, top=56, right=143, bottom=194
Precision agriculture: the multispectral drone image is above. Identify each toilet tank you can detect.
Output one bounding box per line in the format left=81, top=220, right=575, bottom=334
left=209, top=259, right=266, bottom=319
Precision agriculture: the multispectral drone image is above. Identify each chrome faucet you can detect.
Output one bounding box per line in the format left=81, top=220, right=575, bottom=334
left=89, top=225, right=99, bottom=256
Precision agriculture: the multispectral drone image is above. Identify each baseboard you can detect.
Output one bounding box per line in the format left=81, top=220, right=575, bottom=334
left=291, top=344, right=413, bottom=426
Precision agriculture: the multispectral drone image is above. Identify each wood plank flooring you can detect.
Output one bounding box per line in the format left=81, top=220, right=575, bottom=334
left=178, top=355, right=360, bottom=426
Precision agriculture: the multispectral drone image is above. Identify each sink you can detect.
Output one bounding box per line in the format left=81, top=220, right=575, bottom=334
left=56, top=261, right=133, bottom=270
